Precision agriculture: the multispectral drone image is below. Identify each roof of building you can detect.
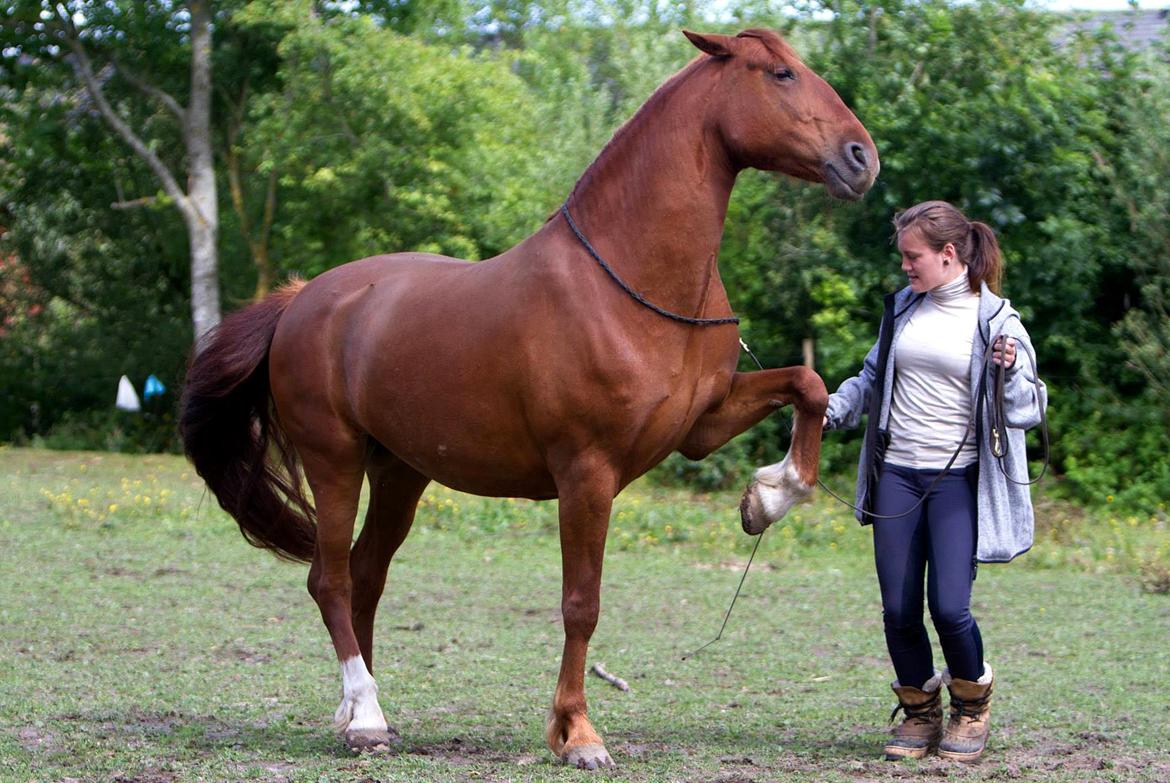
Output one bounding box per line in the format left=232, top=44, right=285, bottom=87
left=1065, top=8, right=1169, bottom=51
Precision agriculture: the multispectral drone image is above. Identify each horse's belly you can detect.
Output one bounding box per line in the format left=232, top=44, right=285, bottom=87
left=367, top=415, right=558, bottom=500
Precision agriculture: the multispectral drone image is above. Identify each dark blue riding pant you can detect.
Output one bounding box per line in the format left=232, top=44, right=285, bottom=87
left=872, top=463, right=984, bottom=688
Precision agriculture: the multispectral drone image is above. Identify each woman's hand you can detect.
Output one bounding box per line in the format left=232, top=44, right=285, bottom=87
left=992, top=336, right=1017, bottom=369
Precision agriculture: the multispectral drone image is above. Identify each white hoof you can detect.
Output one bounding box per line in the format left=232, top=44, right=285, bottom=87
left=334, top=656, right=390, bottom=736
left=739, top=455, right=813, bottom=534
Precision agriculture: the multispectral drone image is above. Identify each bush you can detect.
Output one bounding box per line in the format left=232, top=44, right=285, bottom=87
left=1047, top=389, right=1170, bottom=515
left=653, top=448, right=751, bottom=493
left=32, top=404, right=180, bottom=454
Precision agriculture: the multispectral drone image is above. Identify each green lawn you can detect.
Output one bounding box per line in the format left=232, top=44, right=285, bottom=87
left=1, top=448, right=1167, bottom=783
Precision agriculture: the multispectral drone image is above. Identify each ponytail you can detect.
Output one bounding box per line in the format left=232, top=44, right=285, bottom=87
left=966, top=221, right=1002, bottom=295
left=893, top=201, right=1004, bottom=295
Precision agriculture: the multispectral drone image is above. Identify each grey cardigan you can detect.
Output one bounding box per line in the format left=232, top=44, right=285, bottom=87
left=824, top=283, right=1048, bottom=563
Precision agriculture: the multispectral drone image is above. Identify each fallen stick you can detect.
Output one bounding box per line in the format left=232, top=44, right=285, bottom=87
left=589, top=663, right=630, bottom=692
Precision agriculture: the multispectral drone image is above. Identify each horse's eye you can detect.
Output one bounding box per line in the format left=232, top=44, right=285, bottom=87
left=772, top=67, right=795, bottom=81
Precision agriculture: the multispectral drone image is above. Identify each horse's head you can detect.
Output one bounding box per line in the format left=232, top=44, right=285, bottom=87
left=684, top=28, right=879, bottom=201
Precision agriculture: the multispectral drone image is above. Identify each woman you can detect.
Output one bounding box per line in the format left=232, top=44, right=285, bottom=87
left=823, top=200, right=1047, bottom=762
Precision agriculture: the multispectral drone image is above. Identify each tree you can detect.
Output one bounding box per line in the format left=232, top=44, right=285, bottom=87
left=233, top=4, right=556, bottom=275
left=1, top=1, right=221, bottom=338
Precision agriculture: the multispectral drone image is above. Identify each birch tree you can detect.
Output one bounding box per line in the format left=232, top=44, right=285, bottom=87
left=2, top=1, right=221, bottom=338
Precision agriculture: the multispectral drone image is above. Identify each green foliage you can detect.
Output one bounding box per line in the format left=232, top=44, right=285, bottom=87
left=1046, top=388, right=1170, bottom=514
left=1096, top=41, right=1170, bottom=511
left=33, top=405, right=180, bottom=454
left=233, top=7, right=554, bottom=274
left=654, top=439, right=755, bottom=492
left=1, top=0, right=1167, bottom=515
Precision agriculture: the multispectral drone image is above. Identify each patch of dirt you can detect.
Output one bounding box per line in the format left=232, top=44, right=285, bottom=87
left=88, top=711, right=180, bottom=738
left=409, top=736, right=516, bottom=765
left=1013, top=737, right=1170, bottom=779
left=16, top=726, right=60, bottom=753
left=212, top=643, right=272, bottom=664
left=111, top=769, right=175, bottom=783
left=693, top=740, right=1170, bottom=783
left=70, top=708, right=278, bottom=748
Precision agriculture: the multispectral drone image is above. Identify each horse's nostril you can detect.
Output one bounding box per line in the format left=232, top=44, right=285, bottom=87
left=846, top=141, right=869, bottom=172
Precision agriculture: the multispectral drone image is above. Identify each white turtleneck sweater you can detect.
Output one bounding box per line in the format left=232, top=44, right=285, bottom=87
left=884, top=272, right=981, bottom=469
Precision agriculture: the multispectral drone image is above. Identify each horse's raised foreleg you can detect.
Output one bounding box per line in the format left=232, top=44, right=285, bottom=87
left=546, top=460, right=617, bottom=770
left=677, top=366, right=828, bottom=534
left=301, top=443, right=397, bottom=752
left=351, top=447, right=429, bottom=670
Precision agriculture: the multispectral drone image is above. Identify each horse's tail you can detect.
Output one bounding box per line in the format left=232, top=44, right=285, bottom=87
left=179, top=279, right=316, bottom=563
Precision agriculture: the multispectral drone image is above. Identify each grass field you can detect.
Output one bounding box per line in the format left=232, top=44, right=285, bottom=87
left=1, top=447, right=1168, bottom=783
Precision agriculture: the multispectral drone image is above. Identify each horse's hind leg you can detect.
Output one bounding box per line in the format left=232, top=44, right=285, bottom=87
left=298, top=438, right=394, bottom=751
left=351, top=445, right=429, bottom=670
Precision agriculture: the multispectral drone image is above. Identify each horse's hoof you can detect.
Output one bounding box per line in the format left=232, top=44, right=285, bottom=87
left=740, top=458, right=814, bottom=535
left=562, top=743, right=615, bottom=770
left=345, top=727, right=401, bottom=753
left=739, top=480, right=770, bottom=535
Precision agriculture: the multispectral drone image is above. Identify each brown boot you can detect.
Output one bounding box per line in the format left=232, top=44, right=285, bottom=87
left=938, top=664, right=993, bottom=762
left=884, top=671, right=943, bottom=760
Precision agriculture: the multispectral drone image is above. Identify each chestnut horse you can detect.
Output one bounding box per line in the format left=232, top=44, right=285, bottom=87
left=180, top=28, right=877, bottom=769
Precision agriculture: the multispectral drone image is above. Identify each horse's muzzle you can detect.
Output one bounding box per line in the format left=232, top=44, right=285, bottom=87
left=823, top=141, right=879, bottom=200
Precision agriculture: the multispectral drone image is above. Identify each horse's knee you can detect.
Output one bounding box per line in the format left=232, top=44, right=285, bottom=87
left=561, top=590, right=599, bottom=637
left=793, top=366, right=828, bottom=415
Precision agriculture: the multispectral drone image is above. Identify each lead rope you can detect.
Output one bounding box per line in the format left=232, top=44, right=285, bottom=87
left=818, top=331, right=1049, bottom=519
left=984, top=337, right=1050, bottom=485
left=682, top=339, right=767, bottom=660
left=684, top=333, right=1049, bottom=659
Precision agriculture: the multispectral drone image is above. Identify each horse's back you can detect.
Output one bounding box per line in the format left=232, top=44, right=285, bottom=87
left=268, top=248, right=561, bottom=495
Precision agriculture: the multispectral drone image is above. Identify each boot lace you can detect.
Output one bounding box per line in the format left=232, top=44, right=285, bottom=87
left=949, top=689, right=992, bottom=722
left=889, top=696, right=939, bottom=725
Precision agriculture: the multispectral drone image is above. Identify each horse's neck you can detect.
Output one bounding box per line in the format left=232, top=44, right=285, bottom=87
left=564, top=64, right=738, bottom=319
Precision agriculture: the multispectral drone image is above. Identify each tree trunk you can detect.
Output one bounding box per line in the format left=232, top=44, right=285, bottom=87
left=188, top=216, right=221, bottom=340
left=186, top=0, right=220, bottom=338
left=60, top=0, right=222, bottom=342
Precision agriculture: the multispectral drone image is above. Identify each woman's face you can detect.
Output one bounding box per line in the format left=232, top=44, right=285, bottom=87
left=897, top=227, right=959, bottom=293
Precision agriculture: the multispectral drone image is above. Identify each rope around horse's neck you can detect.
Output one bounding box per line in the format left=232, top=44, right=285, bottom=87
left=560, top=202, right=740, bottom=327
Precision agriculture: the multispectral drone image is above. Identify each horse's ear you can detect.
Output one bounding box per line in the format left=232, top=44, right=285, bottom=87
left=683, top=30, right=736, bottom=58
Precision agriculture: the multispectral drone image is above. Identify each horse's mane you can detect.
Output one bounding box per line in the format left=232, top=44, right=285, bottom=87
left=562, top=55, right=708, bottom=210
left=556, top=28, right=801, bottom=216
